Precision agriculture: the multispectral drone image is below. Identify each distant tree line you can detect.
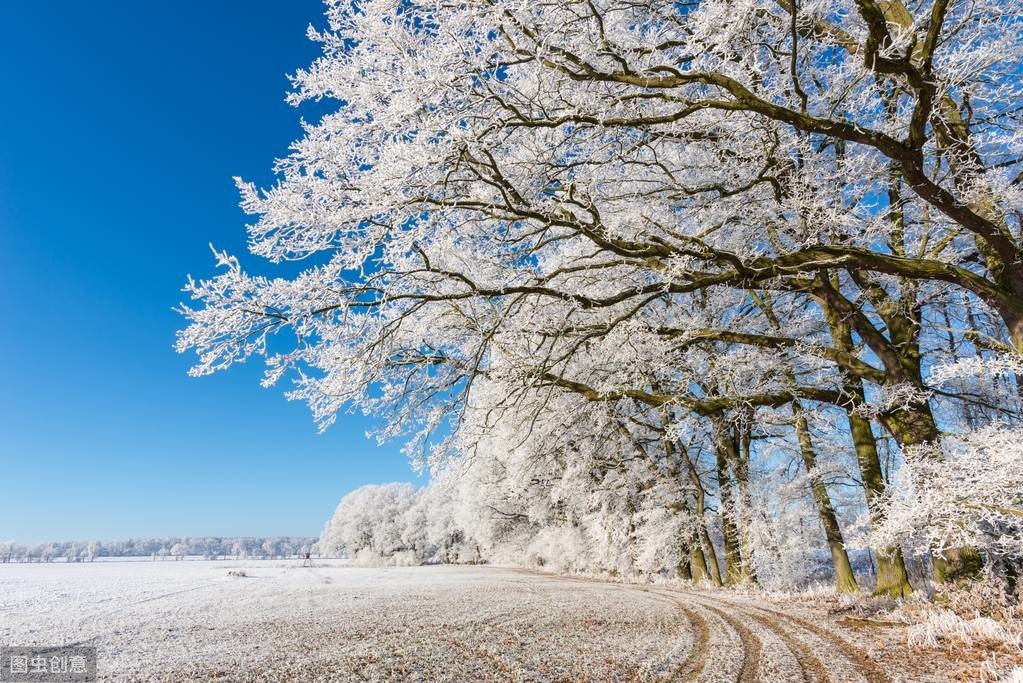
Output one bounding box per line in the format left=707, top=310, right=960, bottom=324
left=0, top=537, right=320, bottom=563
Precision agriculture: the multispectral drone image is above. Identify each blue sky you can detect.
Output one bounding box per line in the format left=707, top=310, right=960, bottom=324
left=0, top=1, right=421, bottom=543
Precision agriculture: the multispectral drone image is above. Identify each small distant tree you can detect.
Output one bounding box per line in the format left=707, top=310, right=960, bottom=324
left=85, top=541, right=101, bottom=562
left=65, top=542, right=80, bottom=563
left=170, top=543, right=186, bottom=561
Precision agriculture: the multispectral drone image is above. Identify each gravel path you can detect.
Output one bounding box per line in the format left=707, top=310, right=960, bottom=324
left=0, top=561, right=937, bottom=681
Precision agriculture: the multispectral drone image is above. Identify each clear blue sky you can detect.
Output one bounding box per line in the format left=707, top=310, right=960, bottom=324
left=0, top=1, right=422, bottom=544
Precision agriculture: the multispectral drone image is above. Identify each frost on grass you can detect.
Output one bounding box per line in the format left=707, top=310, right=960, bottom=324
left=0, top=562, right=689, bottom=681
left=907, top=609, right=1022, bottom=650
left=0, top=560, right=995, bottom=682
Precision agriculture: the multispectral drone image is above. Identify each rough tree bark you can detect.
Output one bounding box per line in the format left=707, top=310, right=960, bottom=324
left=793, top=403, right=860, bottom=594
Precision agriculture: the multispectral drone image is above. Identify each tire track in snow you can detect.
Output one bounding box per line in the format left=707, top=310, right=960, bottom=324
left=639, top=586, right=774, bottom=683
left=670, top=601, right=711, bottom=681
left=653, top=586, right=865, bottom=683
left=683, top=599, right=745, bottom=682
left=520, top=572, right=888, bottom=683
left=752, top=603, right=888, bottom=683
left=694, top=593, right=889, bottom=683
left=677, top=593, right=829, bottom=683
left=690, top=601, right=762, bottom=682
left=539, top=578, right=742, bottom=682
left=626, top=585, right=710, bottom=680
left=685, top=591, right=888, bottom=683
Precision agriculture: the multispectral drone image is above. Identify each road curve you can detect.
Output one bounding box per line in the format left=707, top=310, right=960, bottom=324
left=523, top=571, right=891, bottom=683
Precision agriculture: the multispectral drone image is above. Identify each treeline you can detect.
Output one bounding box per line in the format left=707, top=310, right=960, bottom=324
left=0, top=537, right=319, bottom=563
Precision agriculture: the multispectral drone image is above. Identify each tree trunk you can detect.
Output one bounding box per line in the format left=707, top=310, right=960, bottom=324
left=879, top=405, right=940, bottom=449
left=883, top=401, right=984, bottom=584
left=932, top=547, right=985, bottom=584
left=715, top=442, right=747, bottom=585
left=690, top=474, right=722, bottom=586
left=688, top=538, right=709, bottom=583
left=824, top=302, right=916, bottom=598
left=846, top=403, right=915, bottom=598
left=658, top=430, right=722, bottom=586
left=793, top=405, right=859, bottom=594
left=676, top=541, right=693, bottom=581
left=734, top=418, right=759, bottom=586
left=713, top=418, right=756, bottom=585
left=674, top=436, right=724, bottom=586
left=698, top=521, right=723, bottom=586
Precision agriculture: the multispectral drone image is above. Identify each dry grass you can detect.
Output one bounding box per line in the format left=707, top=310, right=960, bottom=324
left=906, top=609, right=1021, bottom=649
left=892, top=576, right=1023, bottom=682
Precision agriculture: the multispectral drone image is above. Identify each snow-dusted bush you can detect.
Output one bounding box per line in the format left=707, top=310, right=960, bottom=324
left=870, top=426, right=1023, bottom=561
left=349, top=547, right=420, bottom=567
left=632, top=505, right=693, bottom=577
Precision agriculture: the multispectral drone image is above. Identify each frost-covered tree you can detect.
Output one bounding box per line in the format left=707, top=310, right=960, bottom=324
left=182, top=0, right=1023, bottom=596
left=85, top=541, right=101, bottom=562
left=320, top=482, right=425, bottom=564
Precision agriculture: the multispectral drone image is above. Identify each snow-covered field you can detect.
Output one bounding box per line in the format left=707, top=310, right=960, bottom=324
left=0, top=560, right=963, bottom=681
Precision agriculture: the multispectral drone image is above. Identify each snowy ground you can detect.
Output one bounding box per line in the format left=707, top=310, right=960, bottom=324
left=0, top=560, right=972, bottom=681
